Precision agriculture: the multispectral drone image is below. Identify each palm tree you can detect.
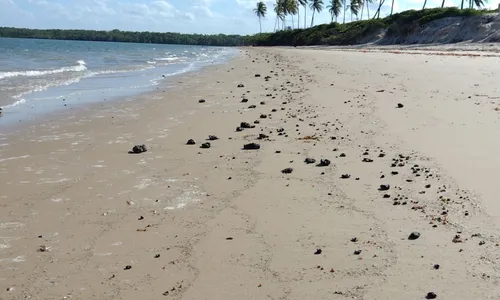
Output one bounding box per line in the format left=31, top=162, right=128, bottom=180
left=286, top=0, right=299, bottom=29
left=461, top=0, right=485, bottom=9
left=350, top=0, right=361, bottom=20
left=390, top=0, right=395, bottom=15
left=342, top=0, right=348, bottom=23
left=423, top=0, right=428, bottom=9
left=469, top=0, right=485, bottom=8
left=297, top=0, right=308, bottom=28
left=359, top=0, right=373, bottom=19
left=274, top=0, right=285, bottom=31
left=327, top=0, right=342, bottom=22
left=373, top=0, right=385, bottom=19
left=440, top=0, right=445, bottom=8
left=254, top=2, right=267, bottom=34
left=309, top=0, right=324, bottom=27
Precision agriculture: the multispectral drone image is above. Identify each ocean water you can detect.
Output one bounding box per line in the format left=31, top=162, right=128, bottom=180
left=0, top=38, right=236, bottom=124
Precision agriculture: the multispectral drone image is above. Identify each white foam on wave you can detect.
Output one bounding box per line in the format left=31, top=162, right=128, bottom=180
left=0, top=60, right=87, bottom=80
left=155, top=57, right=180, bottom=62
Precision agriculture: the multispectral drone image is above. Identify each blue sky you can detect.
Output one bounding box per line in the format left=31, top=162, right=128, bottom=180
left=0, top=0, right=498, bottom=35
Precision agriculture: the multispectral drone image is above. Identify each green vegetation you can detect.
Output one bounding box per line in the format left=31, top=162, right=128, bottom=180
left=0, top=6, right=496, bottom=47
left=0, top=27, right=245, bottom=46
left=246, top=7, right=496, bottom=46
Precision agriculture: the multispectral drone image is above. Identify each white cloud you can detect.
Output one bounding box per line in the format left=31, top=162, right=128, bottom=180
left=193, top=5, right=214, bottom=17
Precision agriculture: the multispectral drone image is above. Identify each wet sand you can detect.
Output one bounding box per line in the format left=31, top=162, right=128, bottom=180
left=2, top=47, right=500, bottom=299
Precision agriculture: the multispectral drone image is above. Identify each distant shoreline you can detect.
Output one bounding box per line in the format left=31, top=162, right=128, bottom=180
left=0, top=27, right=247, bottom=47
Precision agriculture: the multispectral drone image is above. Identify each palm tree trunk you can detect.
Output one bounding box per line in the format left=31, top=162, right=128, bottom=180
left=390, top=0, right=395, bottom=15
left=297, top=9, right=300, bottom=29
left=367, top=1, right=370, bottom=18
left=441, top=0, right=445, bottom=8
left=311, top=10, right=315, bottom=27
left=343, top=7, right=346, bottom=23
left=373, top=0, right=385, bottom=19
left=360, top=0, right=365, bottom=20
left=423, top=0, right=428, bottom=9
left=460, top=0, right=464, bottom=9
left=259, top=16, right=262, bottom=34
left=304, top=5, right=307, bottom=28
left=331, top=12, right=334, bottom=23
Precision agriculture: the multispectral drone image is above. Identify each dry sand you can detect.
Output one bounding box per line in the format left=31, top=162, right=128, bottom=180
left=2, top=46, right=500, bottom=299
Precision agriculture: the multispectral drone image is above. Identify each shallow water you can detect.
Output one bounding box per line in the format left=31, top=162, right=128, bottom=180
left=0, top=38, right=236, bottom=125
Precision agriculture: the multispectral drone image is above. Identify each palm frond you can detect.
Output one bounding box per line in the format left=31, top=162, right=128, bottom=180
left=327, top=0, right=342, bottom=18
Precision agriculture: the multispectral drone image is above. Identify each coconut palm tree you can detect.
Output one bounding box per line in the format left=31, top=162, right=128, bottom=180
left=309, top=0, right=324, bottom=27
left=373, top=0, right=385, bottom=19
left=422, top=0, right=428, bottom=9
left=440, top=0, right=445, bottom=8
left=342, top=0, right=348, bottom=22
left=327, top=0, right=342, bottom=22
left=254, top=2, right=267, bottom=34
left=470, top=0, right=485, bottom=8
left=286, top=0, right=299, bottom=29
left=298, top=0, right=308, bottom=28
left=390, top=0, right=395, bottom=15
left=350, top=0, right=361, bottom=20
left=274, top=0, right=285, bottom=31
left=461, top=0, right=485, bottom=9
left=359, top=0, right=373, bottom=19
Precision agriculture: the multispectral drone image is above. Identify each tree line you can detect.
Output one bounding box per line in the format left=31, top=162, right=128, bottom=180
left=0, top=27, right=246, bottom=46
left=253, top=0, right=489, bottom=32
left=248, top=6, right=496, bottom=47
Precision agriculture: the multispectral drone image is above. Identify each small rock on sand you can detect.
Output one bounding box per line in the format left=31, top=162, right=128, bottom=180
left=426, top=292, right=437, bottom=299
left=131, top=144, right=147, bottom=154
left=237, top=84, right=245, bottom=88
left=243, top=143, right=260, bottom=150
left=408, top=232, right=421, bottom=240
left=200, top=142, right=211, bottom=149
left=240, top=122, right=254, bottom=129
left=304, top=158, right=316, bottom=164
left=208, top=135, right=219, bottom=141
left=397, top=103, right=404, bottom=108
left=379, top=184, right=390, bottom=191
left=314, top=249, right=322, bottom=255
left=186, top=139, right=196, bottom=145
left=198, top=99, right=206, bottom=103
left=281, top=168, right=293, bottom=174
left=317, top=159, right=331, bottom=167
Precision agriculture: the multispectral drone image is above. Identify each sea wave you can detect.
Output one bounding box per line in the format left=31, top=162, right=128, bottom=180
left=0, top=60, right=87, bottom=80
left=155, top=57, right=181, bottom=62
left=3, top=98, right=26, bottom=108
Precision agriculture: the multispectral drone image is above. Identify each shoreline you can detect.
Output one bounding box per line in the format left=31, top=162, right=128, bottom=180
left=0, top=38, right=238, bottom=129
left=0, top=49, right=238, bottom=133
left=2, top=46, right=500, bottom=299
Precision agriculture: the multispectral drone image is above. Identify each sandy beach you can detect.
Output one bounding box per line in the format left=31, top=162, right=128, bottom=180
left=2, top=46, right=500, bottom=299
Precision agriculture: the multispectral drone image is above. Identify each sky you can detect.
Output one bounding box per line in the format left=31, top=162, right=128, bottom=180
left=0, top=0, right=498, bottom=35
